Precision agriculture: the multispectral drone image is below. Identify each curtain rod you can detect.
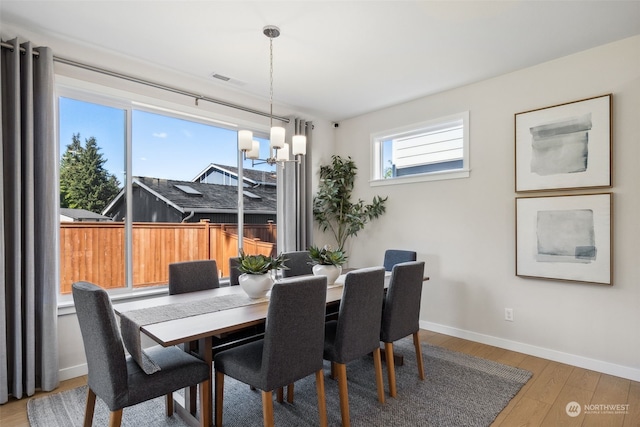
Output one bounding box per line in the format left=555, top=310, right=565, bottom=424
left=1, top=41, right=290, bottom=124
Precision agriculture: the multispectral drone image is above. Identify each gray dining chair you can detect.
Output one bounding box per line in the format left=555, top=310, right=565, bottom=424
left=168, top=259, right=219, bottom=294
left=383, top=249, right=417, bottom=271
left=228, top=256, right=241, bottom=286
left=281, top=250, right=313, bottom=277
left=214, top=275, right=329, bottom=427
left=72, top=281, right=210, bottom=427
left=380, top=261, right=426, bottom=397
left=323, top=267, right=386, bottom=427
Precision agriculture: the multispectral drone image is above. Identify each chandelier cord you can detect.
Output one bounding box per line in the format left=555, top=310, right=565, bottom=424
left=269, top=36, right=274, bottom=130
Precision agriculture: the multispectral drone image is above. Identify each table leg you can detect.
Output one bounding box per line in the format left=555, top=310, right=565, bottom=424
left=199, top=336, right=213, bottom=427
left=174, top=337, right=213, bottom=427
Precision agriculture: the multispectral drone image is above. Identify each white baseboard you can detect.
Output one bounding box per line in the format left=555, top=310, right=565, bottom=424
left=59, top=363, right=88, bottom=382
left=420, top=321, right=640, bottom=382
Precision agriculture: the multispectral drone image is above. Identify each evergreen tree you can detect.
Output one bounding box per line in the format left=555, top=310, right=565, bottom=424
left=60, top=133, right=121, bottom=214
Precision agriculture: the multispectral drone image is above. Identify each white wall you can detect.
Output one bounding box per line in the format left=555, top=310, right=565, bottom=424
left=333, top=35, right=640, bottom=381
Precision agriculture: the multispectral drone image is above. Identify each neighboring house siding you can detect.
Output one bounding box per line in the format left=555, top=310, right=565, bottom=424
left=134, top=186, right=184, bottom=222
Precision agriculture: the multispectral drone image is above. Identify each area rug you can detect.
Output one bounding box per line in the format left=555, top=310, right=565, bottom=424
left=28, top=337, right=531, bottom=426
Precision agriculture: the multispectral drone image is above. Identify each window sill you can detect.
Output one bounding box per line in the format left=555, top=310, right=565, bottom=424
left=57, top=279, right=233, bottom=316
left=370, top=169, right=470, bottom=187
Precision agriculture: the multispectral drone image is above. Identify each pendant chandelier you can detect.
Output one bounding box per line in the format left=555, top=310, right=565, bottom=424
left=238, top=25, right=306, bottom=165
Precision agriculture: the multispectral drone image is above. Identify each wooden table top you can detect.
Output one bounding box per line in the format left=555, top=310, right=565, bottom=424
left=113, top=269, right=428, bottom=348
left=113, top=283, right=346, bottom=347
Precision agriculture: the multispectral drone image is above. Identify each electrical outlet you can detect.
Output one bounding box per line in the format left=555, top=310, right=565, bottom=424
left=505, top=308, right=514, bottom=321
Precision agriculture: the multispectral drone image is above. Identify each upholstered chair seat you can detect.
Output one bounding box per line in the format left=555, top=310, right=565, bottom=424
left=72, top=281, right=210, bottom=427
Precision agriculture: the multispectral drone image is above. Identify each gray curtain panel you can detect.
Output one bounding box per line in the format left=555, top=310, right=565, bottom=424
left=0, top=38, right=59, bottom=404
left=278, top=117, right=312, bottom=252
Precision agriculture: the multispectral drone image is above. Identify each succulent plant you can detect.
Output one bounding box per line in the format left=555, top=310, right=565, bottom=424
left=237, top=252, right=288, bottom=275
left=308, top=245, right=347, bottom=267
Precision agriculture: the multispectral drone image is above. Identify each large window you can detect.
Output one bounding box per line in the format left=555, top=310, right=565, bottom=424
left=58, top=85, right=277, bottom=301
left=370, top=111, right=470, bottom=185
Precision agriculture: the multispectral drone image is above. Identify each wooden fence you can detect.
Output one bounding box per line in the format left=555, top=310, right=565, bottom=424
left=60, top=221, right=277, bottom=294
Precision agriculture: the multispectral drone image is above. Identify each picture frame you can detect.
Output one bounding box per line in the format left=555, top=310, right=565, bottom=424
left=516, top=193, right=612, bottom=285
left=515, top=94, right=611, bottom=192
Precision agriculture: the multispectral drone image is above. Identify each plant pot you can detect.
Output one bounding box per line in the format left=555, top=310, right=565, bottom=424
left=312, top=264, right=342, bottom=286
left=239, top=273, right=274, bottom=299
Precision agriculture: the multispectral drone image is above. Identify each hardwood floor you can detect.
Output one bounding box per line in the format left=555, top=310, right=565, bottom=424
left=1, top=330, right=638, bottom=426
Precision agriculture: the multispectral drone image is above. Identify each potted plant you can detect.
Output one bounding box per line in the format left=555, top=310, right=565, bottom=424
left=236, top=252, right=288, bottom=298
left=308, top=245, right=347, bottom=285
left=313, top=155, right=387, bottom=252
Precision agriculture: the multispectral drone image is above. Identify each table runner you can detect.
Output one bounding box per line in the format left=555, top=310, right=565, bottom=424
left=120, top=293, right=268, bottom=374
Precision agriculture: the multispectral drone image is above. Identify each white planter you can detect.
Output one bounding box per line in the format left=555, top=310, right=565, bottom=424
left=312, top=264, right=342, bottom=286
left=239, top=273, right=274, bottom=299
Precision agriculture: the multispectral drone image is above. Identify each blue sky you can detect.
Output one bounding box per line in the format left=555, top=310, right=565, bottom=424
left=59, top=97, right=275, bottom=186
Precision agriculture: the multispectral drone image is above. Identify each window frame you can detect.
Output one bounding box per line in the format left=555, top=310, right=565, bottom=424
left=370, top=111, right=470, bottom=186
left=56, top=77, right=270, bottom=310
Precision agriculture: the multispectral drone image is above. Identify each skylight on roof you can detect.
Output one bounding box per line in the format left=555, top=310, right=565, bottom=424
left=243, top=191, right=261, bottom=200
left=175, top=184, right=202, bottom=196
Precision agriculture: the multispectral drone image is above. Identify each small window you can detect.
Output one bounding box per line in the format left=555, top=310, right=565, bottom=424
left=371, top=111, right=470, bottom=186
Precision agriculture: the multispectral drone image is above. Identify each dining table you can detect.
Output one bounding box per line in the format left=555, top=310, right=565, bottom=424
left=112, top=269, right=427, bottom=427
left=112, top=276, right=351, bottom=427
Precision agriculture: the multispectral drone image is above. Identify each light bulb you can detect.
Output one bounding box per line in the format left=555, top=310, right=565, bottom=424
left=270, top=126, right=285, bottom=149
left=292, top=135, right=306, bottom=155
left=247, top=140, right=260, bottom=160
left=277, top=143, right=290, bottom=161
left=238, top=130, right=253, bottom=151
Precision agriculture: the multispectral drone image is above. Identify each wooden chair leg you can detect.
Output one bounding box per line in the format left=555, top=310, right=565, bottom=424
left=261, top=390, right=274, bottom=427
left=215, top=371, right=225, bottom=427
left=108, top=409, right=123, bottom=427
left=165, top=393, right=174, bottom=416
left=372, top=347, right=385, bottom=404
left=384, top=342, right=397, bottom=397
left=330, top=361, right=337, bottom=380
left=315, top=370, right=328, bottom=427
left=287, top=383, right=294, bottom=403
left=84, top=388, right=97, bottom=427
left=335, top=363, right=350, bottom=427
left=276, top=387, right=284, bottom=403
left=413, top=332, right=425, bottom=380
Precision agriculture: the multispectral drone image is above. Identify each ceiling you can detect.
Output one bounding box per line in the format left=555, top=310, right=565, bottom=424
left=2, top=1, right=640, bottom=122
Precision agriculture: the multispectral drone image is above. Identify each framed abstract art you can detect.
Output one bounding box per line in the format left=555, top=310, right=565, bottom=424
left=515, top=94, right=611, bottom=192
left=516, top=193, right=612, bottom=285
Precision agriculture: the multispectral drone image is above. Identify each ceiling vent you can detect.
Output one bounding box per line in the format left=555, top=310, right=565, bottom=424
left=209, top=72, right=246, bottom=86
left=211, top=73, right=230, bottom=82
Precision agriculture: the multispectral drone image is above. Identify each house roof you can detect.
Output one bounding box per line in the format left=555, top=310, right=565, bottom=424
left=192, top=163, right=277, bottom=187
left=133, top=177, right=276, bottom=214
left=60, top=208, right=112, bottom=221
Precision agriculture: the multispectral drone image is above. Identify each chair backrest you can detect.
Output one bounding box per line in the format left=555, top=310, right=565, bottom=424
left=168, top=260, right=219, bottom=295
left=72, top=281, right=128, bottom=406
left=228, top=257, right=241, bottom=286
left=261, top=275, right=328, bottom=390
left=281, top=251, right=313, bottom=277
left=383, top=249, right=417, bottom=271
left=333, top=267, right=385, bottom=363
left=381, top=261, right=425, bottom=343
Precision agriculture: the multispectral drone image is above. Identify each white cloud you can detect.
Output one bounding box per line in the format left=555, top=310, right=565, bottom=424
left=152, top=132, right=168, bottom=138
